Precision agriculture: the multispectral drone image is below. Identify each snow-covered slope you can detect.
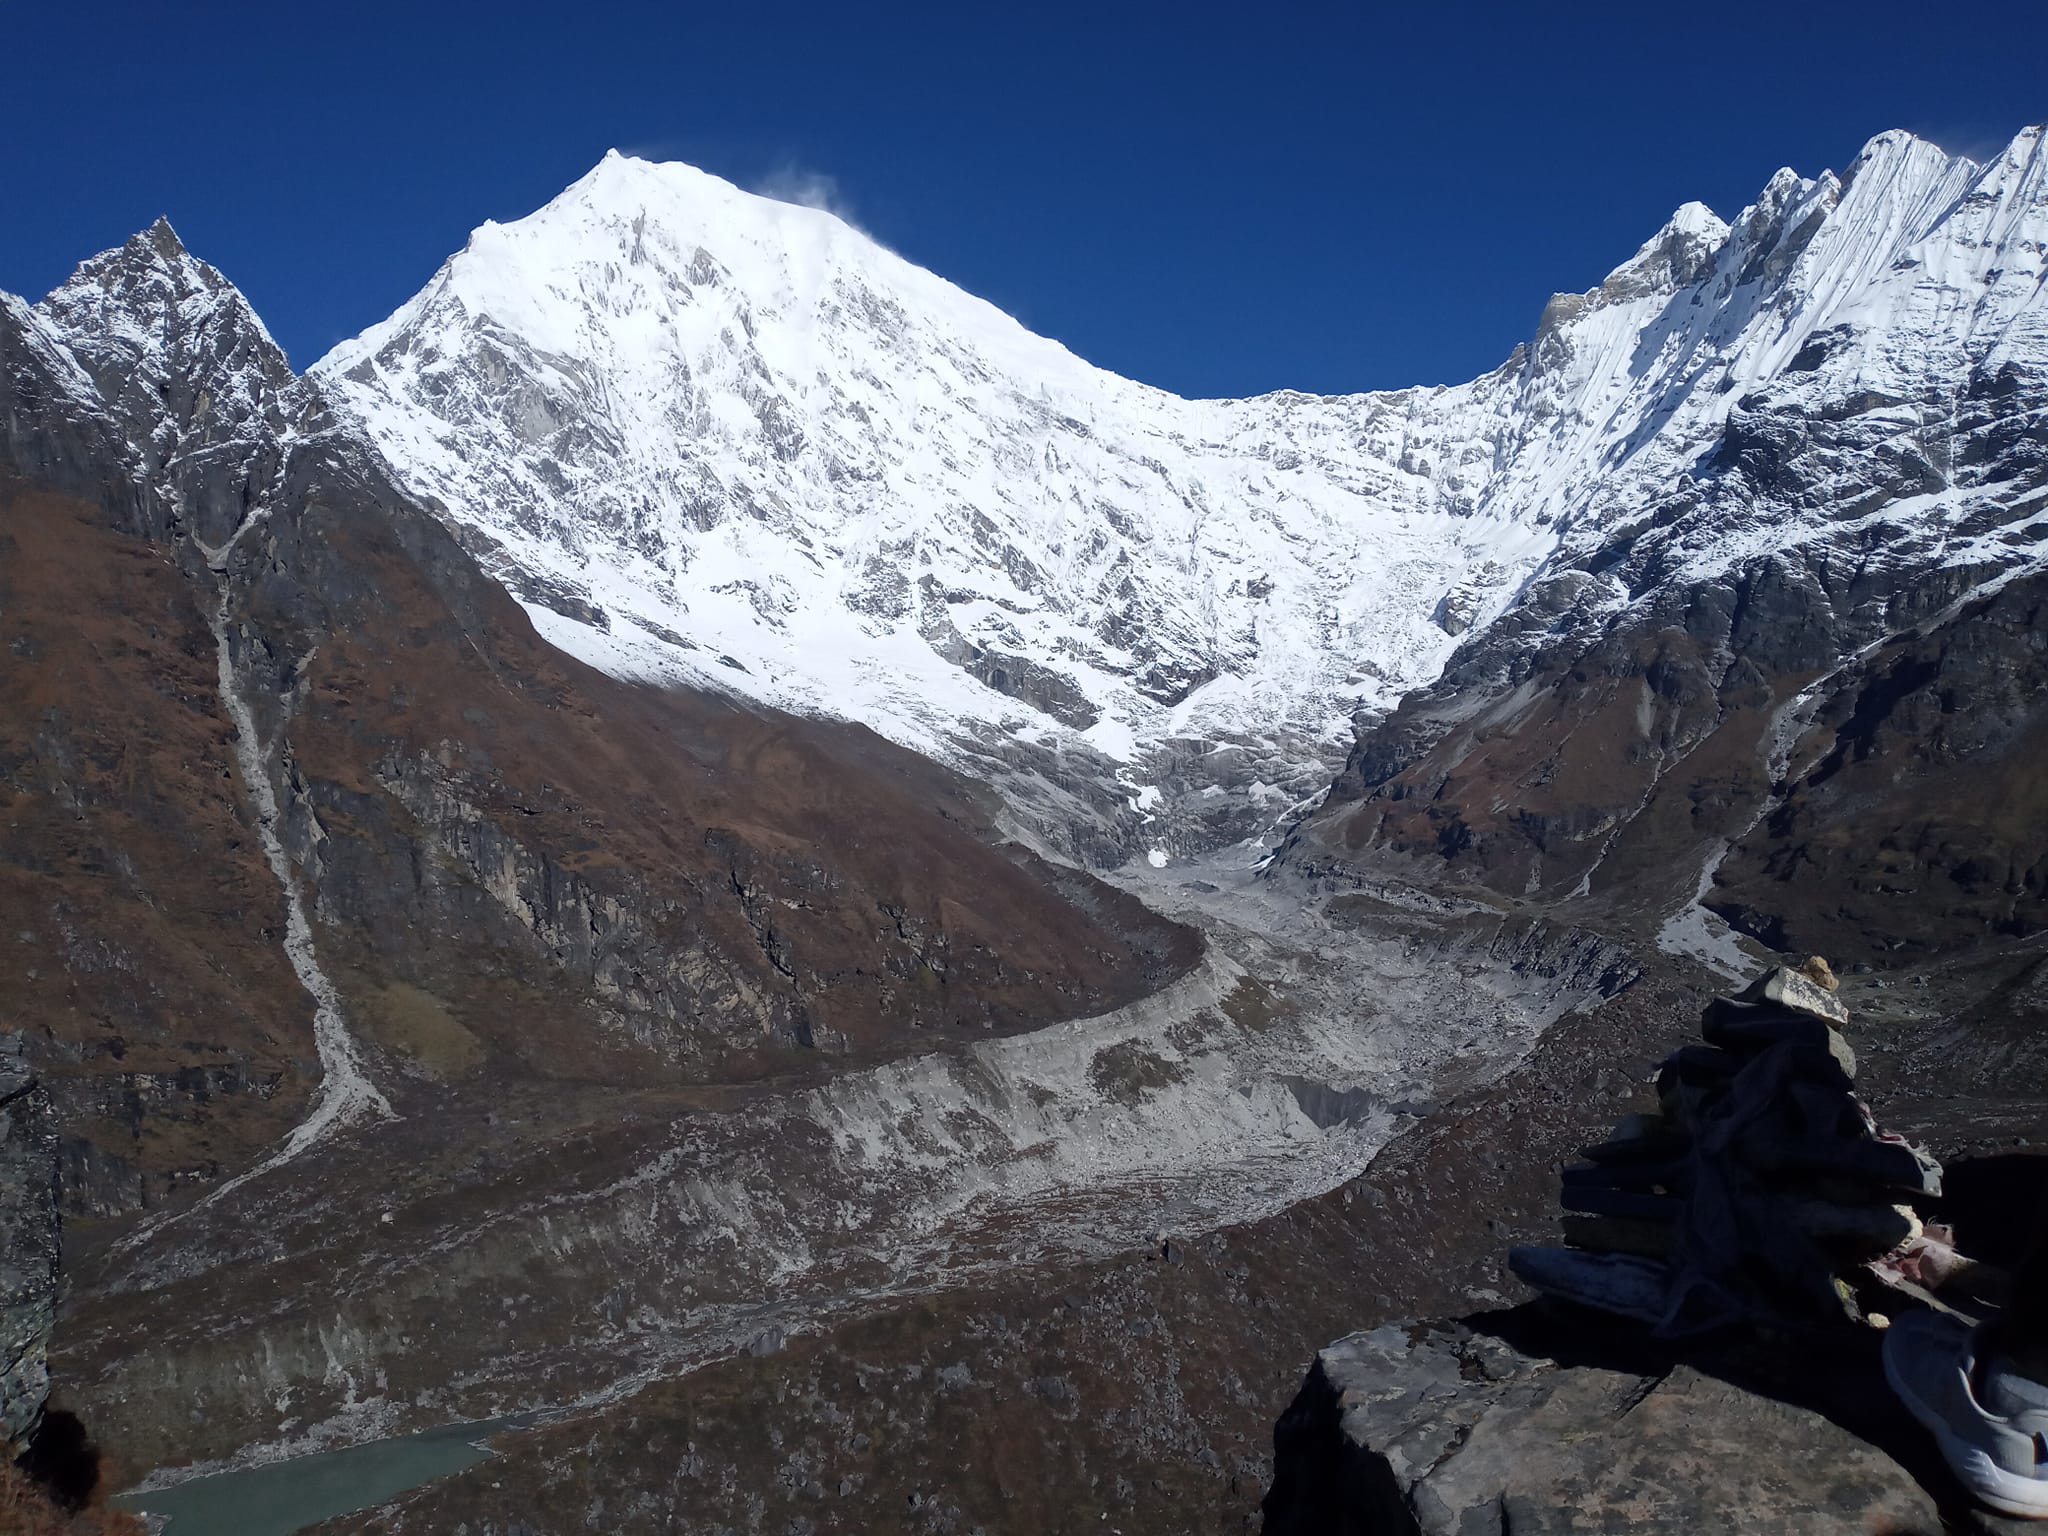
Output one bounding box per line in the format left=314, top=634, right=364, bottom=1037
left=309, top=126, right=2048, bottom=865
left=310, top=153, right=1546, bottom=859
left=1521, top=126, right=2047, bottom=584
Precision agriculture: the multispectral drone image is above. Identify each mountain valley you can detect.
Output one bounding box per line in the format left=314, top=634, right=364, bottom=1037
left=2, top=122, right=2046, bottom=1534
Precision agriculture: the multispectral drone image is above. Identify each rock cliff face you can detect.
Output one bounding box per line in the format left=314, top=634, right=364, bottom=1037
left=0, top=1039, right=58, bottom=1448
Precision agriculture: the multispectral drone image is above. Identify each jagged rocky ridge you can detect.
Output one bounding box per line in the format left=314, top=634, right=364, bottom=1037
left=309, top=127, right=2048, bottom=876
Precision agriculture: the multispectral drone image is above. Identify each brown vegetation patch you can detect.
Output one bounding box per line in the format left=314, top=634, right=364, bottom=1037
left=1087, top=1041, right=1187, bottom=1105
left=348, top=980, right=485, bottom=1081
left=1219, top=976, right=1295, bottom=1034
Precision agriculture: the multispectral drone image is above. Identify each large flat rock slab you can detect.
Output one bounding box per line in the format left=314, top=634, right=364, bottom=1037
left=1264, top=1313, right=2030, bottom=1535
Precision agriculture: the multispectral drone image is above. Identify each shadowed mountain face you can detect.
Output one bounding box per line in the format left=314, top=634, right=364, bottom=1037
left=1287, top=439, right=2048, bottom=968
left=1292, top=547, right=2048, bottom=962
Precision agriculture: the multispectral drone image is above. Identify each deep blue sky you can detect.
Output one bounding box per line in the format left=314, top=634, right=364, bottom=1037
left=5, top=2, right=2043, bottom=396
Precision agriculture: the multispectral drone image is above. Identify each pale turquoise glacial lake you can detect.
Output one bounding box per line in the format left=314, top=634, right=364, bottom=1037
left=112, top=1415, right=534, bottom=1534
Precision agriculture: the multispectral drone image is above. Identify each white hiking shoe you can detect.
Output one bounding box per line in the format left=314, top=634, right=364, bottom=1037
left=1884, top=1308, right=2048, bottom=1519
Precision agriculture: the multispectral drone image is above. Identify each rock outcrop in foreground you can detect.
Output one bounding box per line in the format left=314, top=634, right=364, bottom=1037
left=1264, top=1309, right=2034, bottom=1535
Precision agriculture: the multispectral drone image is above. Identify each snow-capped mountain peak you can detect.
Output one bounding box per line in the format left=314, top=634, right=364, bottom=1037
left=42, top=216, right=291, bottom=413
left=307, top=126, right=2048, bottom=864
left=309, top=150, right=1554, bottom=855
left=20, top=217, right=295, bottom=547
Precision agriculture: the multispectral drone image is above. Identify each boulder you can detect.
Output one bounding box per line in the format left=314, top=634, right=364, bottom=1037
left=1739, top=964, right=1851, bottom=1026
left=1263, top=1310, right=2031, bottom=1534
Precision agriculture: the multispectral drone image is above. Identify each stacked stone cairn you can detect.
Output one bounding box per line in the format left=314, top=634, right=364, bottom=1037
left=1510, top=960, right=1953, bottom=1337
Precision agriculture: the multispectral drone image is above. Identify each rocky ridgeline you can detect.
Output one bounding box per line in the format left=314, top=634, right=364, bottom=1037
left=0, top=1037, right=59, bottom=1449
